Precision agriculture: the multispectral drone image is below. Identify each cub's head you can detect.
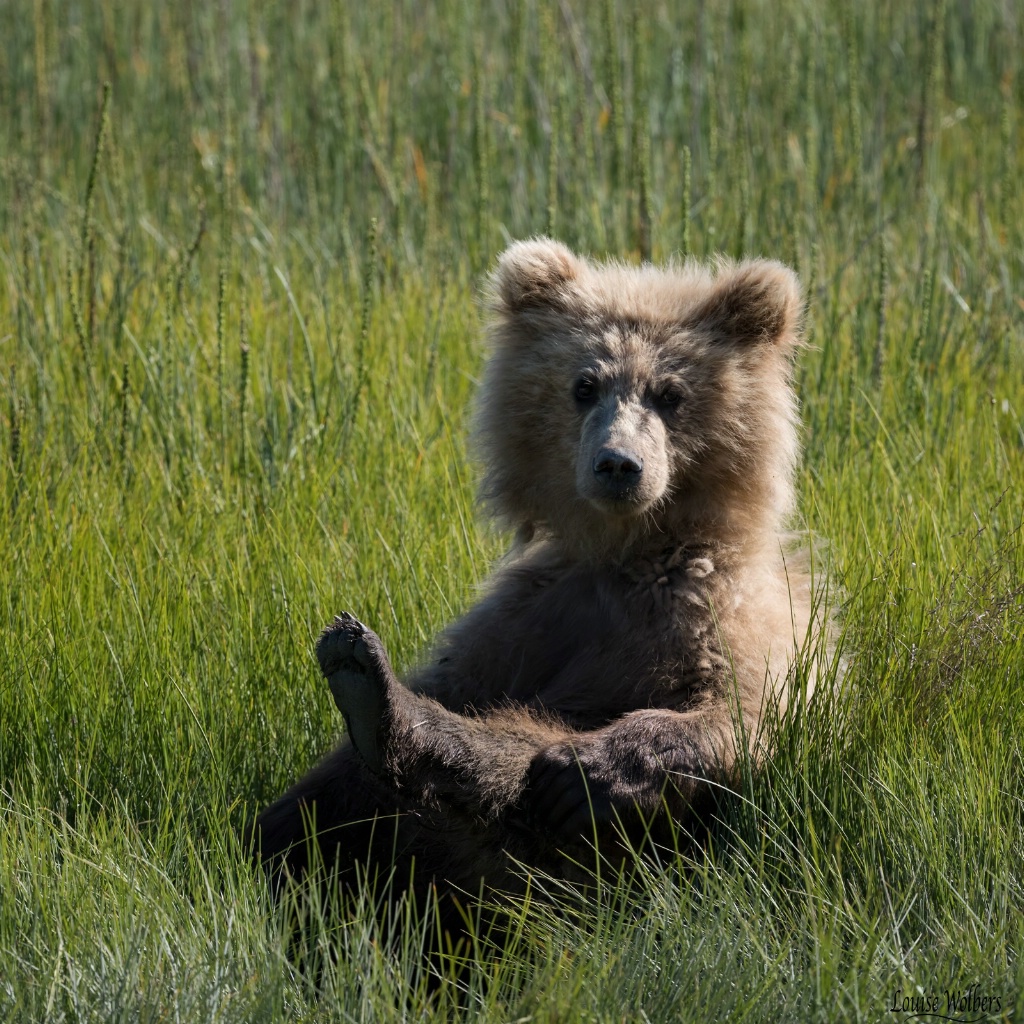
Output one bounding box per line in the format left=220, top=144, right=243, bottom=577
left=477, top=239, right=804, bottom=557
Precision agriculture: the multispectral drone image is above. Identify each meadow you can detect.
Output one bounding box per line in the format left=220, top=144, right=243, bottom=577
left=1, top=0, right=1022, bottom=1019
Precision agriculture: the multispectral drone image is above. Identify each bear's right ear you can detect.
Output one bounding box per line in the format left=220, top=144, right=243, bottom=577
left=490, top=238, right=583, bottom=316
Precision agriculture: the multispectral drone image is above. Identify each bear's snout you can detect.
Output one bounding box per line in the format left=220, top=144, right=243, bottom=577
left=592, top=448, right=644, bottom=494
left=575, top=394, right=670, bottom=516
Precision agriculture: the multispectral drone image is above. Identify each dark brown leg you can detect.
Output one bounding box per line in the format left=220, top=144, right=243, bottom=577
left=316, top=614, right=569, bottom=820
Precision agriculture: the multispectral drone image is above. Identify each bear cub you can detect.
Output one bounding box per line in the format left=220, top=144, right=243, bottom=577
left=255, top=239, right=828, bottom=911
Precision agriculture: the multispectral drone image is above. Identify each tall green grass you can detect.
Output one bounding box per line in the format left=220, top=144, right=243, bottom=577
left=1, top=0, right=1022, bottom=1020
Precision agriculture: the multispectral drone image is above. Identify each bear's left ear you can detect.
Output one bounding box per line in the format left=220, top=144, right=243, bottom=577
left=686, top=260, right=802, bottom=348
left=490, top=237, right=584, bottom=316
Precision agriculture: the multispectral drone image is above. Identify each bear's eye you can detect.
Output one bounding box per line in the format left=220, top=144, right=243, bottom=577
left=574, top=377, right=597, bottom=402
left=656, top=386, right=683, bottom=410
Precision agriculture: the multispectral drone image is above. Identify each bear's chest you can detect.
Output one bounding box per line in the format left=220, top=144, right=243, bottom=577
left=500, top=547, right=728, bottom=725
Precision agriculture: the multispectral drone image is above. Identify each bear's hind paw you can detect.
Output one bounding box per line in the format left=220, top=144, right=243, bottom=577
left=316, top=613, right=395, bottom=773
left=316, top=612, right=372, bottom=675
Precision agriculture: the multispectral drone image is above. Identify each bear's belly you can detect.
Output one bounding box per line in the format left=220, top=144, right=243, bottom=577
left=494, top=567, right=703, bottom=729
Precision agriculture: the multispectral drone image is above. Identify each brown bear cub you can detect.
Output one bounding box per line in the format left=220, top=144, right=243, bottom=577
left=255, top=239, right=827, bottom=917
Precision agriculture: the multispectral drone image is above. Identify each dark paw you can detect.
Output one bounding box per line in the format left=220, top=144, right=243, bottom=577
left=524, top=742, right=614, bottom=839
left=316, top=612, right=371, bottom=675
left=315, top=614, right=394, bottom=772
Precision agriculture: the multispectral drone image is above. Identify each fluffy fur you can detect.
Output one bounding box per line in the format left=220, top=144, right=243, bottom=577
left=254, top=239, right=829, bottom=924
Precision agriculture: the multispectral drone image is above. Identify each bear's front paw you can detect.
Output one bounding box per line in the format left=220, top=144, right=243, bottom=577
left=523, top=739, right=619, bottom=839
left=315, top=613, right=396, bottom=773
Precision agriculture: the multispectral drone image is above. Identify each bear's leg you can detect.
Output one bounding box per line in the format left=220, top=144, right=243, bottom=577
left=521, top=706, right=737, bottom=841
left=316, top=614, right=566, bottom=819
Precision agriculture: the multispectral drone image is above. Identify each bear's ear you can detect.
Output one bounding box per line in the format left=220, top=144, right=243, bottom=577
left=687, top=259, right=802, bottom=348
left=490, top=238, right=584, bottom=315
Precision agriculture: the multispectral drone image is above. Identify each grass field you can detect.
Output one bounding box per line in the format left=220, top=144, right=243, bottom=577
left=1, top=1, right=1022, bottom=1020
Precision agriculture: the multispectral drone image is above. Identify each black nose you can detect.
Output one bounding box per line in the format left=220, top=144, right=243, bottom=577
left=593, top=448, right=643, bottom=482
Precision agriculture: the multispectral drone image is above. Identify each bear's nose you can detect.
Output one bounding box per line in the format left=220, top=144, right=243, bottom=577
left=593, top=448, right=644, bottom=482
